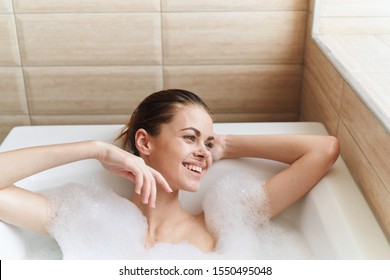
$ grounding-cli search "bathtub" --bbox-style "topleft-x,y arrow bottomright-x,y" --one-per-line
0,122 -> 389,259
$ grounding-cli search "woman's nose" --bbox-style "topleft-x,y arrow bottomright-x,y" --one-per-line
195,143 -> 211,158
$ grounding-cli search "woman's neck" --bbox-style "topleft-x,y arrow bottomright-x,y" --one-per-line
131,188 -> 215,252
131,189 -> 186,242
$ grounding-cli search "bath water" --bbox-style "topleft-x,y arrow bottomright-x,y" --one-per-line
25,173 -> 314,259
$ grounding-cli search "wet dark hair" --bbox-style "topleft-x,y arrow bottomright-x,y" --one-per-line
117,89 -> 212,156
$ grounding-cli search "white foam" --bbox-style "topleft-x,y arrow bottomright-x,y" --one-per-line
203,172 -> 314,259
44,181 -> 214,260
45,181 -> 147,259
36,173 -> 314,259
16,229 -> 62,259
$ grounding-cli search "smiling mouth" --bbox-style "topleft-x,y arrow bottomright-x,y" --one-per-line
183,163 -> 203,174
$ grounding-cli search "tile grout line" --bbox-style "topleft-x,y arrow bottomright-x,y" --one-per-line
10,1 -> 33,125
160,1 -> 165,89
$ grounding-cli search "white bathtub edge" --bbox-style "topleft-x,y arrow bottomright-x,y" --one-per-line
308,159 -> 390,259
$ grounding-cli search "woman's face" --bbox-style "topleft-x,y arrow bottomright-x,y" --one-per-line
145,105 -> 214,192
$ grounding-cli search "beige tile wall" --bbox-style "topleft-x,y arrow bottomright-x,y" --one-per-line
16,14 -> 162,66
0,1 -> 31,140
301,0 -> 390,240
12,0 -> 161,13
162,12 -> 306,65
162,0 -> 308,12
0,0 -> 307,143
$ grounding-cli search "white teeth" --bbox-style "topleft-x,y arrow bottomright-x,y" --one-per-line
184,164 -> 203,173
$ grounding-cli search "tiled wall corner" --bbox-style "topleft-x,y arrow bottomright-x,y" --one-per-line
338,119 -> 390,238
301,0 -> 390,240
340,83 -> 390,192
300,68 -> 339,135
304,37 -> 343,111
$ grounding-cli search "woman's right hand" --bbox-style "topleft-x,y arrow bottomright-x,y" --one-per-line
94,141 -> 172,208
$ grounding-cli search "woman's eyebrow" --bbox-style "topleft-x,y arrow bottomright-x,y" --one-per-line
180,127 -> 214,141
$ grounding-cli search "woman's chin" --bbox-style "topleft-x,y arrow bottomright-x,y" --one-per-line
180,183 -> 201,193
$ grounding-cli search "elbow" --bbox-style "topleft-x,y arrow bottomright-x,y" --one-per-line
323,136 -> 340,166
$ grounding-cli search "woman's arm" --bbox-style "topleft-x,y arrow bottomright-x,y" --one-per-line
0,141 -> 97,188
0,141 -> 97,234
0,141 -> 171,234
213,134 -> 340,218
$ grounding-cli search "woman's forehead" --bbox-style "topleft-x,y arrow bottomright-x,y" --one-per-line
169,105 -> 214,133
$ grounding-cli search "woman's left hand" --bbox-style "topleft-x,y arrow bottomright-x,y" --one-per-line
210,134 -> 226,162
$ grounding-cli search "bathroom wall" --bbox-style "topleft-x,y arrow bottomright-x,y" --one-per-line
0,0 -> 307,143
301,0 -> 390,239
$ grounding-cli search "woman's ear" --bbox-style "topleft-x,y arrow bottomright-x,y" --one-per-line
135,129 -> 151,156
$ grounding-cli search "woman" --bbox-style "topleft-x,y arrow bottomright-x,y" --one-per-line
0,89 -> 340,255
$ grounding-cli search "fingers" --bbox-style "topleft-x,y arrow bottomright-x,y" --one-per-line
148,181 -> 157,208
149,167 -> 172,194
99,145 -> 171,209
133,170 -> 143,195
131,159 -> 171,208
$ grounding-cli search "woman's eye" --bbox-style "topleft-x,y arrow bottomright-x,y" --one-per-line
205,142 -> 214,149
184,135 -> 196,142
